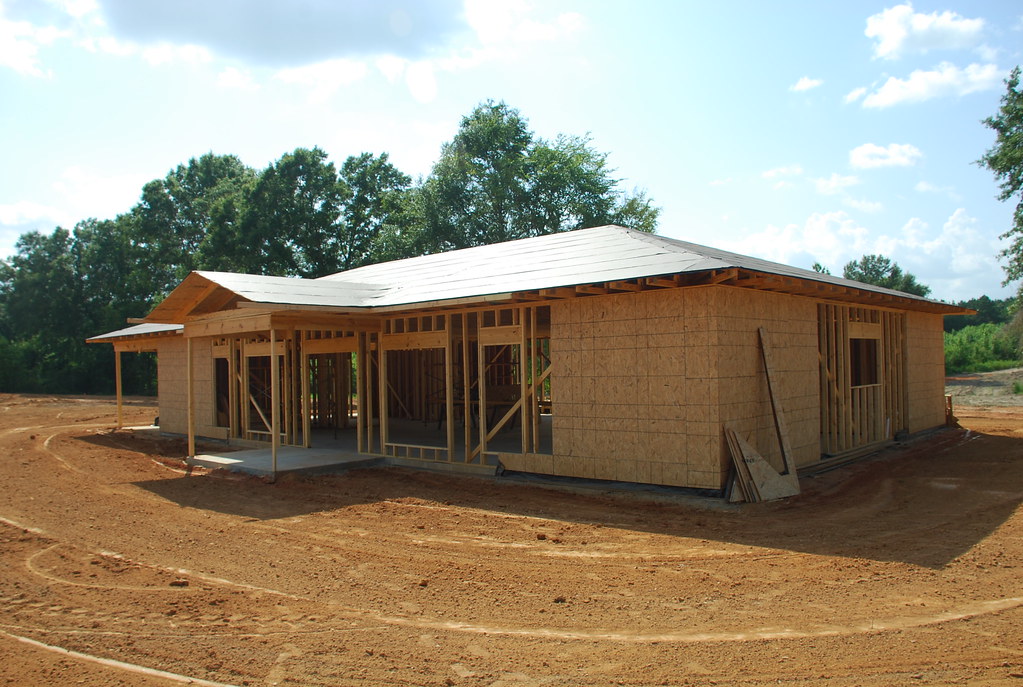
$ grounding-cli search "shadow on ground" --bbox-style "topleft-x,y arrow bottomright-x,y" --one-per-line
122,427 -> 1023,570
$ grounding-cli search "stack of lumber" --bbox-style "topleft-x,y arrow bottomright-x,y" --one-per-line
727,327 -> 801,503
726,427 -> 799,502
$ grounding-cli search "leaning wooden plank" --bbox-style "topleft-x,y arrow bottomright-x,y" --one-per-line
733,431 -> 800,501
757,327 -> 799,483
724,427 -> 756,502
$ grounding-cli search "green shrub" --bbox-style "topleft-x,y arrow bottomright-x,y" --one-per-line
944,323 -> 1021,374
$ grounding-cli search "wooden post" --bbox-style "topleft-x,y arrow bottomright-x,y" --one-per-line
228,339 -> 238,439
519,306 -> 529,455
187,338 -> 195,459
477,324 -> 487,462
445,315 -> 455,461
301,332 -> 311,448
114,347 -> 123,429
357,333 -> 365,453
462,313 -> 471,463
270,328 -> 280,476
378,324 -> 388,455
531,307 -> 539,454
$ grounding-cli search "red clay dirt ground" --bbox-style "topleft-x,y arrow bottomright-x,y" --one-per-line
0,393 -> 1021,686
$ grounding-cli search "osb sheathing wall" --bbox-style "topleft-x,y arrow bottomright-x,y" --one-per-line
905,311 -> 946,433
155,337 -> 226,440
549,285 -> 819,490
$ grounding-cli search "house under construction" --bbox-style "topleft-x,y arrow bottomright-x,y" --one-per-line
88,225 -> 966,492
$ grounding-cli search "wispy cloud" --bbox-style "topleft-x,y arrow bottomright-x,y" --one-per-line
762,165 -> 803,179
814,173 -> 860,195
790,76 -> 823,92
844,198 -> 883,213
0,8 -> 66,77
915,180 -> 961,201
849,143 -> 923,169
844,86 -> 868,104
865,3 -> 984,60
862,62 -> 1002,108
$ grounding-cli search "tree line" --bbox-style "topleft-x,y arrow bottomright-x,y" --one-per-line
0,102 -> 659,395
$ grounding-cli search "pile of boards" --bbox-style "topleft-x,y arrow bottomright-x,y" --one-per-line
726,327 -> 801,503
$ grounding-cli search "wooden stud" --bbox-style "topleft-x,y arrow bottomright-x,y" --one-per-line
520,305 -> 529,455
356,332 -> 366,453
477,319 -> 487,462
301,332 -> 311,447
378,325 -> 388,454
114,348 -> 123,429
462,313 -> 471,463
445,314 -> 455,461
187,338 -> 195,459
270,328 -> 280,476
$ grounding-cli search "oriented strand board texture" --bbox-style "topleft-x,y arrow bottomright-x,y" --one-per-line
905,311 -> 946,433
156,338 -> 224,440
711,288 -> 819,474
546,286 -> 820,491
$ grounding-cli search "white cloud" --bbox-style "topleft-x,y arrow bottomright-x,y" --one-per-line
844,86 -> 868,104
790,76 -> 822,92
465,0 -> 583,47
141,42 -> 211,66
375,55 -> 406,83
862,62 -> 1002,108
762,165 -> 803,179
709,178 -> 733,186
725,211 -> 871,268
915,180 -> 960,200
217,66 -> 259,91
727,208 -> 1004,300
849,142 -> 923,169
97,0 -> 467,66
844,198 -> 884,213
50,165 -> 150,222
0,200 -> 72,228
865,3 -> 984,60
405,60 -> 437,103
814,173 -> 860,195
0,9 -> 66,77
275,59 -> 369,103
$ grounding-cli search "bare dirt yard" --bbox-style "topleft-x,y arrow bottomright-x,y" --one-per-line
0,391 -> 1021,686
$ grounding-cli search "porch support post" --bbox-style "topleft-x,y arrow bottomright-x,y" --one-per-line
477,322 -> 487,462
301,332 -> 311,448
356,332 -> 365,453
378,323 -> 388,455
445,315 -> 455,461
187,337 -> 195,459
114,347 -> 124,429
519,306 -> 529,455
270,328 -> 280,477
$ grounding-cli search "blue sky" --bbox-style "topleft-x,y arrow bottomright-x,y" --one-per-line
1,0 -> 1020,302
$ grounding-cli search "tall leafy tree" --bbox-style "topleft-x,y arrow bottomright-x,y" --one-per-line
130,153 -> 255,295
978,66 -> 1023,287
842,254 -> 931,297
337,152 -> 412,271
237,147 -> 346,277
420,101 -> 659,252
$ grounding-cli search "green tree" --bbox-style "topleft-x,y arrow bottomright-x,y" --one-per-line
944,295 -> 1014,332
237,147 -> 346,277
337,152 -> 412,271
419,101 -> 659,252
978,66 -> 1023,286
842,254 -> 931,297
130,153 -> 255,295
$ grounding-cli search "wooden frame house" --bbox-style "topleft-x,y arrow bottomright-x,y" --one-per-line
88,225 -> 967,492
